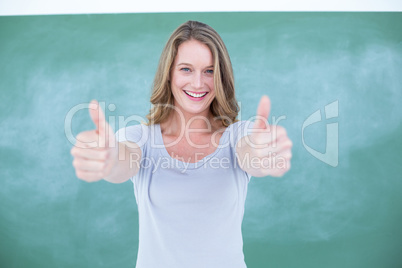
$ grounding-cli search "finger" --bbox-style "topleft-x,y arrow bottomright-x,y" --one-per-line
253,145 -> 286,158
262,126 -> 289,148
75,130 -> 100,148
72,157 -> 106,172
253,95 -> 271,131
270,125 -> 287,139
244,127 -> 275,149
248,125 -> 286,149
276,149 -> 292,161
270,136 -> 293,150
75,170 -> 104,182
71,146 -> 108,160
89,100 -> 115,148
89,100 -> 106,133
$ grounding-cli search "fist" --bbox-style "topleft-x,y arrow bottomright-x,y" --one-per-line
249,96 -> 293,177
70,100 -> 117,182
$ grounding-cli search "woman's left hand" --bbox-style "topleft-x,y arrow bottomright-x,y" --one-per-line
239,96 -> 293,177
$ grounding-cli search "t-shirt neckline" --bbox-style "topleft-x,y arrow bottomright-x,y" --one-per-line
155,123 -> 231,170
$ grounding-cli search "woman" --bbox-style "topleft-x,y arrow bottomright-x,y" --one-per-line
71,20 -> 292,268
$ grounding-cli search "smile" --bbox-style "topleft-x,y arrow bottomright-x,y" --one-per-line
184,90 -> 208,98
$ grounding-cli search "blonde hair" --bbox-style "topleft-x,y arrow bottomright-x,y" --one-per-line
146,20 -> 239,127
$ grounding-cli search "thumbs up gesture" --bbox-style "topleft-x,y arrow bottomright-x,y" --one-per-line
70,100 -> 118,182
241,96 -> 293,177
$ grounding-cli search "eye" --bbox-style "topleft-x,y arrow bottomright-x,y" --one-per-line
206,69 -> 214,74
180,67 -> 191,72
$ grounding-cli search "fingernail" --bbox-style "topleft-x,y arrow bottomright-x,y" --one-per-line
89,102 -> 98,109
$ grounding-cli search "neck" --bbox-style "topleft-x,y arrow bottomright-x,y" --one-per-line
161,106 -> 217,136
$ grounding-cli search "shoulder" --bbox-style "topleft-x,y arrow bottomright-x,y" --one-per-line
227,120 -> 254,132
115,123 -> 151,145
227,120 -> 254,146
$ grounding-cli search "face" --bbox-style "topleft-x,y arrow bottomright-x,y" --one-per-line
170,39 -> 215,117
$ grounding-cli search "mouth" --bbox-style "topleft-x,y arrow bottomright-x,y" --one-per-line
183,90 -> 209,100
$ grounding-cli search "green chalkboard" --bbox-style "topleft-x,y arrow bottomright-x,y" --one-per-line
1,12 -> 401,268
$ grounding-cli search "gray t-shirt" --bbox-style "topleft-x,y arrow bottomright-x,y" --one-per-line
116,120 -> 254,268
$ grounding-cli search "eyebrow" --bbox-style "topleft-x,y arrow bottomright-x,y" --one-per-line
177,63 -> 214,68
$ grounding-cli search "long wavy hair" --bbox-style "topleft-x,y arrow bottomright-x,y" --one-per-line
145,20 -> 240,127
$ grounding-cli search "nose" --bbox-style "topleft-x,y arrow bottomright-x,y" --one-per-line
191,72 -> 203,89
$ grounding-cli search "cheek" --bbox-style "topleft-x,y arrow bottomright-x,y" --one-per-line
206,77 -> 215,91
209,81 -> 215,96
172,75 -> 188,90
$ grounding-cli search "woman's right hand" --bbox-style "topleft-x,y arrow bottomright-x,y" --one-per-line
70,100 -> 118,182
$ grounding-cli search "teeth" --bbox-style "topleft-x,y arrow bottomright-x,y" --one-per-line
185,91 -> 207,98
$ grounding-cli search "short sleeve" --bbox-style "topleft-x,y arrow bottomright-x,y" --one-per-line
230,120 -> 254,147
230,120 -> 254,181
115,123 -> 149,155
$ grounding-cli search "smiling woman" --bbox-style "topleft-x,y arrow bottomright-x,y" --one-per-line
170,39 -> 216,114
147,20 -> 239,128
70,20 -> 292,268
0,11 -> 401,268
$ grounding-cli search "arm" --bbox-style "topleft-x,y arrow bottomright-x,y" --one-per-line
235,96 -> 292,178
103,141 -> 142,183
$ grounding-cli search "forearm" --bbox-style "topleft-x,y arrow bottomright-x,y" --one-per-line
103,141 -> 142,183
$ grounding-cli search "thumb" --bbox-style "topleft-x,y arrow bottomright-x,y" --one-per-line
253,95 -> 271,130
89,100 -> 111,147
89,100 -> 106,133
